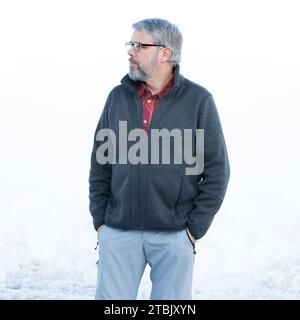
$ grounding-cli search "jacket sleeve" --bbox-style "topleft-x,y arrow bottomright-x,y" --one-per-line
186,94 -> 230,240
89,94 -> 112,231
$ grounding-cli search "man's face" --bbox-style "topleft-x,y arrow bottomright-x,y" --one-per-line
127,30 -> 161,81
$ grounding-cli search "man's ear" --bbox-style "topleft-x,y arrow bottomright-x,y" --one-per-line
160,47 -> 172,63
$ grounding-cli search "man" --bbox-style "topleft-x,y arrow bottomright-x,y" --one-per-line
89,18 -> 230,300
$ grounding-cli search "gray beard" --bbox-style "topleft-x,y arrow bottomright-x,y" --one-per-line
128,66 -> 148,81
128,57 -> 157,81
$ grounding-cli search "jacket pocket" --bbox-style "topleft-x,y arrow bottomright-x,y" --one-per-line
172,179 -> 184,226
104,197 -> 116,223
145,166 -> 182,229
173,175 -> 199,227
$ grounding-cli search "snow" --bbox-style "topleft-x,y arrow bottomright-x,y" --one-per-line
1,0 -> 300,300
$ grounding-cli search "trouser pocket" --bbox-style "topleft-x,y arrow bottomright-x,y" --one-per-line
95,225 -> 106,265
185,229 -> 196,254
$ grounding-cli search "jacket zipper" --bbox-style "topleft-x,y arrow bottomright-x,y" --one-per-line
137,164 -> 141,227
136,97 -> 143,228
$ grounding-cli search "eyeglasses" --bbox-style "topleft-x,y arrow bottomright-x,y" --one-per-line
125,41 -> 166,52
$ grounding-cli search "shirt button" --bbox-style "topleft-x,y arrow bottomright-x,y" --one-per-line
147,99 -> 151,103
143,120 -> 147,123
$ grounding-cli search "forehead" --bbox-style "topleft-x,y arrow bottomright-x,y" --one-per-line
131,29 -> 154,43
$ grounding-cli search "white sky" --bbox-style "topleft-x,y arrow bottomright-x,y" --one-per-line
0,0 -> 300,71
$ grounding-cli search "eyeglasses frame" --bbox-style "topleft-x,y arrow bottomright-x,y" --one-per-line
125,41 -> 167,52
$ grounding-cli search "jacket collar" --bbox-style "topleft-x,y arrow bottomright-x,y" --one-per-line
120,65 -> 184,94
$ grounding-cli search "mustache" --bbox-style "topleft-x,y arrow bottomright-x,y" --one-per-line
129,58 -> 138,64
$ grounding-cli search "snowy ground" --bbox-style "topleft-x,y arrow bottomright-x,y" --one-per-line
1,240 -> 300,300
1,202 -> 300,300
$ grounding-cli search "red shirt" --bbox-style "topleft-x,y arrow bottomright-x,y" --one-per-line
136,76 -> 174,131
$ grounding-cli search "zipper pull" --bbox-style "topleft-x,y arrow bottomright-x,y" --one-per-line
193,246 -> 197,255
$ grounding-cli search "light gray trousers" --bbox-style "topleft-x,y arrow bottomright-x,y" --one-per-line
95,224 -> 196,300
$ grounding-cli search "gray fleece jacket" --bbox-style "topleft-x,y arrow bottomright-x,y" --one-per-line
89,65 -> 230,240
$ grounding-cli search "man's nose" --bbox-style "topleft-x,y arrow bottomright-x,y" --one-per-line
127,47 -> 136,57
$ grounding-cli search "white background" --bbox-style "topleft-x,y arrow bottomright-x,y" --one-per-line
1,0 -> 300,299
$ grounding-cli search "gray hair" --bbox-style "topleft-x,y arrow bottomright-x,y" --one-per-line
132,18 -> 183,66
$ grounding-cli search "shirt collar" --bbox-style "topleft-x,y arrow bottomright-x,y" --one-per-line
136,74 -> 174,98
